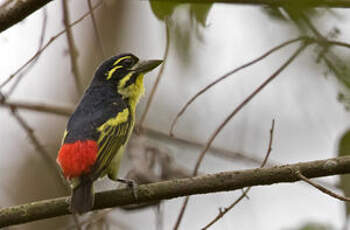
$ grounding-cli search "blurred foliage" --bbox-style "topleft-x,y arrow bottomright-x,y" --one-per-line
338,130 -> 350,226
149,1 -> 179,21
149,1 -> 212,25
263,6 -> 350,110
284,221 -> 333,230
149,1 -> 212,67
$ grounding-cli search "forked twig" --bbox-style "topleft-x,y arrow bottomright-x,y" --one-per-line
169,37 -> 304,136
169,36 -> 350,136
202,119 -> 275,229
173,43 -> 308,230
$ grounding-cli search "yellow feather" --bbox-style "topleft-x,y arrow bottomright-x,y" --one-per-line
113,56 -> 131,66
106,65 -> 123,80
97,108 -> 129,132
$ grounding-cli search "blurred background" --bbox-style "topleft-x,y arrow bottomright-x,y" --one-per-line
1,0 -> 350,229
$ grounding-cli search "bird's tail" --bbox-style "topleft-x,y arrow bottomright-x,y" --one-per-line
70,179 -> 94,214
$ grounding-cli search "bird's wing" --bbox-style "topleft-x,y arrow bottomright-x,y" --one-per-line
89,107 -> 132,180
61,97 -> 130,180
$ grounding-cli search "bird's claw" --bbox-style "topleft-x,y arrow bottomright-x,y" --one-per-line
117,178 -> 138,199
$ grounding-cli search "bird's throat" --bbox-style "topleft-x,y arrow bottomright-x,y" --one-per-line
119,74 -> 145,113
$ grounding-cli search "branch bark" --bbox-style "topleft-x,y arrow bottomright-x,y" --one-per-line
1,156 -> 350,227
0,0 -> 53,33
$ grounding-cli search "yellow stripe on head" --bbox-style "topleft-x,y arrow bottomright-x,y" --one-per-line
107,65 -> 123,80
113,56 -> 131,66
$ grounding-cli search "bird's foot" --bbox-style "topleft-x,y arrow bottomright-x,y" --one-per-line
117,178 -> 138,199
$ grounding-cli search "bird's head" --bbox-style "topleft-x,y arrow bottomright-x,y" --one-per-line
94,53 -> 162,105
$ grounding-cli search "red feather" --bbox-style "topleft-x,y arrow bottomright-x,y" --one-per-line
57,140 -> 98,179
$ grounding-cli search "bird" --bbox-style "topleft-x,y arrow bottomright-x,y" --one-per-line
56,53 -> 162,214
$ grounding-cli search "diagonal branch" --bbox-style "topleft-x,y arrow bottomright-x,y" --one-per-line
1,156 -> 350,227
297,171 -> 350,202
169,37 -> 304,136
0,1 -> 103,90
173,40 -> 309,230
87,0 -> 105,58
6,7 -> 48,97
202,119 -> 275,229
61,0 -> 83,94
9,108 -> 67,191
0,0 -> 53,33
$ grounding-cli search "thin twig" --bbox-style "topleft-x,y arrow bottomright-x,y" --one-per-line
138,19 -> 170,131
0,100 -> 73,116
0,99 -> 275,166
87,0 -> 105,58
169,37 -> 304,136
62,0 -> 83,94
173,42 -> 308,230
202,119 -> 275,229
0,100 -> 340,194
261,119 -> 275,167
0,1 -> 103,90
10,108 -> 67,191
169,36 -> 350,136
298,13 -> 350,87
6,7 -> 48,97
297,171 -> 350,202
2,156 -> 350,227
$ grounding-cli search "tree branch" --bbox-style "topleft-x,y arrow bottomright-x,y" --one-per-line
146,0 -> 350,8
0,100 -> 73,116
0,0 -> 53,33
1,156 -> 350,227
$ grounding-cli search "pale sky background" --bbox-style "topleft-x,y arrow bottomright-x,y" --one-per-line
0,0 -> 350,229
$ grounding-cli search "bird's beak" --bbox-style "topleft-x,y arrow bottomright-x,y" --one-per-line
132,59 -> 163,74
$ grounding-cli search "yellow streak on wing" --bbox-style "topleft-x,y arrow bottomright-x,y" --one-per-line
61,129 -> 68,145
97,108 -> 129,132
113,56 -> 131,66
106,65 -> 123,80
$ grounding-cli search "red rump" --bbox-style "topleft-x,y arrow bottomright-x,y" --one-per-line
57,140 -> 98,179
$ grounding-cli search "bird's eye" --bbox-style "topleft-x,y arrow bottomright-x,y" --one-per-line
123,58 -> 133,67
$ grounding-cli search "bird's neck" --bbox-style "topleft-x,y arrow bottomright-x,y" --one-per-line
119,75 -> 145,114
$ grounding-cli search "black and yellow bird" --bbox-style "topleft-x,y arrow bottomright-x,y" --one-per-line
56,53 -> 162,214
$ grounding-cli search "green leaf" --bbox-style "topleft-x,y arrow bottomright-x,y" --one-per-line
149,1 -> 179,21
338,130 -> 350,218
190,3 -> 212,26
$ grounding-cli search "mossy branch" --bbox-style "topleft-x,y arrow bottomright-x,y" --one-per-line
1,156 -> 350,227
